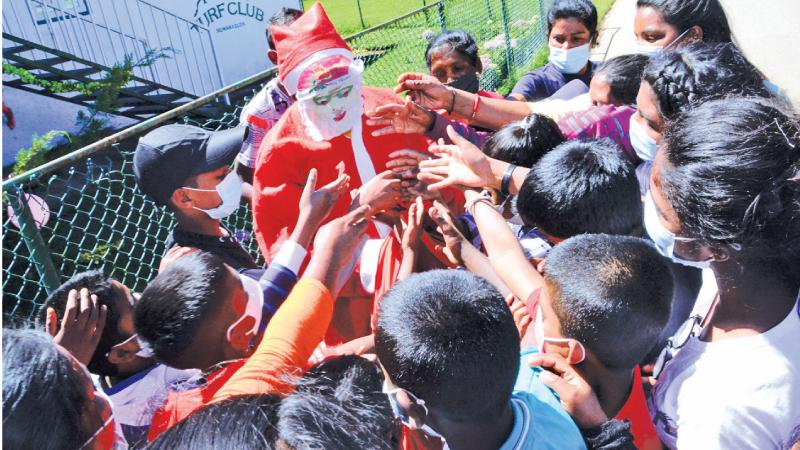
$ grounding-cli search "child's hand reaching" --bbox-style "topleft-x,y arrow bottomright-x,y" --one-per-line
401,196 -> 425,251
428,200 -> 467,266
293,168 -> 351,249
350,170 -> 405,214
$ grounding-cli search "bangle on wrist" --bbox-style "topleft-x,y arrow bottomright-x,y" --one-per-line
500,164 -> 518,197
446,88 -> 456,114
470,94 -> 481,121
464,189 -> 493,216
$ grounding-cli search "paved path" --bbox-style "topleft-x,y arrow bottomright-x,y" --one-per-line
591,0 -> 800,108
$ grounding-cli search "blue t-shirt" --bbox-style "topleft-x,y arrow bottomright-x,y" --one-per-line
499,391 -> 587,450
510,61 -> 596,101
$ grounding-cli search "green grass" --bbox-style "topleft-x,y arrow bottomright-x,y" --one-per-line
303,0 -> 431,35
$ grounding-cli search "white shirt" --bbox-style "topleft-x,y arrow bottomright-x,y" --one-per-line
238,77 -> 294,168
104,364 -> 197,446
651,291 -> 800,449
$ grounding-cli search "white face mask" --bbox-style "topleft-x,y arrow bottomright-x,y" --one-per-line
636,43 -> 663,56
549,43 -> 591,74
297,60 -> 365,142
185,170 -> 243,219
643,190 -> 712,269
629,114 -> 659,161
532,304 -> 586,364
226,274 -> 265,347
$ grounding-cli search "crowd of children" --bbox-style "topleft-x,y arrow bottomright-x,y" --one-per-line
3,0 -> 799,449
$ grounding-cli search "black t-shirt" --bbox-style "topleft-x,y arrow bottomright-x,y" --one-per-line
164,225 -> 259,271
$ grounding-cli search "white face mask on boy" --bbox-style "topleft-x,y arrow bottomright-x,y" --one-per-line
184,170 -> 243,219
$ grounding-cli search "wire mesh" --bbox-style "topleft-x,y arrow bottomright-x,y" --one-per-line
2,0 -> 553,325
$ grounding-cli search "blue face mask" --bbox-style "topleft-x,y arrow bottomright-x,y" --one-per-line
549,43 -> 591,74
629,114 -> 659,161
643,191 -> 712,269
635,44 -> 663,56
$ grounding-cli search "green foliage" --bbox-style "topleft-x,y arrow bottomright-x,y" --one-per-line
78,239 -> 123,265
10,131 -> 71,178
8,48 -> 172,178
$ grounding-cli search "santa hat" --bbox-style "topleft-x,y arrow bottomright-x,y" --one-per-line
272,2 -> 354,95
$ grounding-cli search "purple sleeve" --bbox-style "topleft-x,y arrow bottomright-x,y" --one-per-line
424,113 -> 491,148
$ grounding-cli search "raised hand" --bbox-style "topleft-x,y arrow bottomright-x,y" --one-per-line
402,196 -> 425,251
528,353 -> 609,429
46,288 -> 108,366
419,125 -> 497,191
304,206 -> 372,297
428,200 -> 467,266
299,168 -> 350,225
395,73 -> 454,111
350,170 -> 406,214
293,168 -> 351,248
366,101 -> 436,137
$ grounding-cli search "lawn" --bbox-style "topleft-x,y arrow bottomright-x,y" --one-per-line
302,0 -> 431,36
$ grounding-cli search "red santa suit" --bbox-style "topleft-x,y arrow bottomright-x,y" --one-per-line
252,4 -> 431,344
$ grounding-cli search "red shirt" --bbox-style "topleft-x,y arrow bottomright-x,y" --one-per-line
617,367 -> 662,450
252,86 -> 431,262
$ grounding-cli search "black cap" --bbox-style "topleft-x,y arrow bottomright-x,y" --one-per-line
133,124 -> 245,206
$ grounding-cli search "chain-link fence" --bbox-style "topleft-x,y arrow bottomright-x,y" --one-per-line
2,0 -> 554,325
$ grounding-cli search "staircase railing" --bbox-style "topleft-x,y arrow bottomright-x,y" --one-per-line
2,0 -> 226,96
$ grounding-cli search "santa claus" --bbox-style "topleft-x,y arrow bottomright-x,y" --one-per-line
251,2 -> 431,342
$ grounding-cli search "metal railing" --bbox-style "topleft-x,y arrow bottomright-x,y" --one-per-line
2,0 -> 225,96
2,0 -> 553,325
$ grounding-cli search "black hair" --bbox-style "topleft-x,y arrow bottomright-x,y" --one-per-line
39,270 -> 126,377
517,139 -> 642,238
147,394 -> 280,450
266,7 -> 303,50
134,251 -> 230,367
594,54 -> 650,105
278,355 -> 397,450
483,113 -> 566,168
642,42 -> 768,122
637,0 -> 732,43
544,234 -> 673,369
425,29 -> 480,69
3,329 -> 91,450
658,96 -> 800,278
547,0 -> 598,36
375,270 -> 519,423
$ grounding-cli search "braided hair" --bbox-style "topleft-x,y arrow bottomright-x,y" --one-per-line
642,42 -> 768,122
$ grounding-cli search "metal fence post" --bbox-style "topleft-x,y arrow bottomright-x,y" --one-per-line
499,0 -> 513,75
538,0 -> 547,35
356,0 -> 367,29
437,0 -> 446,31
7,188 -> 62,294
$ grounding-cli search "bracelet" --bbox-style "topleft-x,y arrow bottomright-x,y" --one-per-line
470,94 -> 481,121
446,88 -> 456,115
464,189 -> 493,216
500,164 -> 518,197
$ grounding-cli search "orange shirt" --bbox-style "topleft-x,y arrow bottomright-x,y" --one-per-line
147,279 -> 333,441
617,367 -> 662,450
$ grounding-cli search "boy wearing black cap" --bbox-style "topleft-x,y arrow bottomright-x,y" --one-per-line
134,124 -> 261,270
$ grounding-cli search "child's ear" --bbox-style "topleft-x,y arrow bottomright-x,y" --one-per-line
170,188 -> 194,210
565,339 -> 586,365
227,316 -> 256,353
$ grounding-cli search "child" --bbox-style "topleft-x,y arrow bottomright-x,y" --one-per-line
514,139 -> 642,259
40,271 -> 193,447
649,96 -> 800,449
514,234 -> 673,450
237,7 -> 303,184
375,270 -> 586,450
